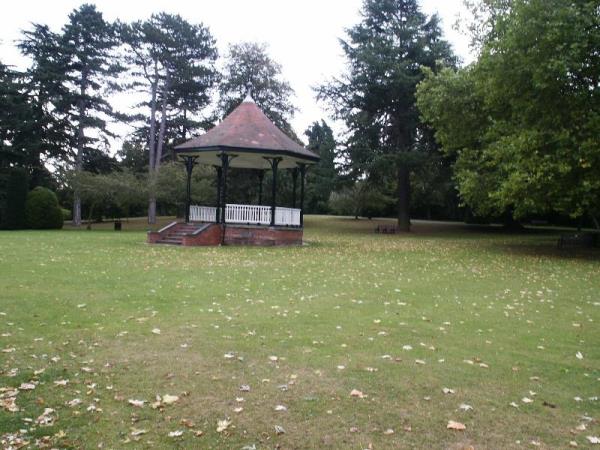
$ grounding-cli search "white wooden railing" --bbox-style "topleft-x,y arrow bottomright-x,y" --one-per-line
225,204 -> 272,225
275,207 -> 301,227
190,204 -> 301,227
189,205 -> 217,222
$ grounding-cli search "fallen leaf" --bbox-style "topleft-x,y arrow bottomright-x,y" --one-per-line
350,389 -> 366,399
130,428 -> 147,437
168,430 -> 184,437
217,419 -> 231,433
447,420 -> 466,431
162,394 -> 179,405
128,399 -> 145,408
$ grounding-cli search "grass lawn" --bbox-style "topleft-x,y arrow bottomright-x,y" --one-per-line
1,216 -> 599,449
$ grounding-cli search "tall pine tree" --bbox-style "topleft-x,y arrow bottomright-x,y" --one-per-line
122,14 -> 218,224
17,24 -> 73,186
61,4 -> 121,226
218,42 -> 297,140
304,120 -> 339,213
319,0 -> 455,230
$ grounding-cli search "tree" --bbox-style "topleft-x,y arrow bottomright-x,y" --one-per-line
25,186 -> 64,229
1,168 -> 29,229
72,169 -> 147,224
304,120 -> 339,213
116,139 -> 148,174
122,14 -> 218,224
329,181 -> 393,219
417,0 -> 600,222
60,4 -> 122,226
218,42 -> 297,139
0,63 -> 28,168
318,0 -> 456,231
17,24 -> 73,186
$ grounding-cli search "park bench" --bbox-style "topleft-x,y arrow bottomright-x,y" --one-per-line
557,232 -> 599,249
375,224 -> 398,234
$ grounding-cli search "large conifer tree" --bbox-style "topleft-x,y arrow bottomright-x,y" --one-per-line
61,4 -> 121,226
319,0 -> 455,230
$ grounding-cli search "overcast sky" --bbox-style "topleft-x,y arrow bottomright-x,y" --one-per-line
0,0 -> 473,149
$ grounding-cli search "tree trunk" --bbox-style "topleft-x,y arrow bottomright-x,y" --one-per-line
148,197 -> 157,225
147,62 -> 159,225
155,71 -> 170,172
397,165 -> 411,231
72,73 -> 87,227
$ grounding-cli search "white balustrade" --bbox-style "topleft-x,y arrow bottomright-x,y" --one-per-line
189,204 -> 301,227
274,207 -> 301,226
225,204 -> 272,225
189,205 -> 217,222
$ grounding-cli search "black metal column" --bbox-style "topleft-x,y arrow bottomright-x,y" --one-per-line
292,168 -> 298,208
268,158 -> 281,226
258,170 -> 264,205
299,164 -> 306,227
220,153 -> 230,223
215,166 -> 222,222
184,156 -> 197,223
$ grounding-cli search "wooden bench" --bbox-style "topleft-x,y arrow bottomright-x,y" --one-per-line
557,232 -> 598,249
375,224 -> 398,234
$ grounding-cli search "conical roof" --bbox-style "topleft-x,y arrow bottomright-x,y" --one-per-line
175,95 -> 319,169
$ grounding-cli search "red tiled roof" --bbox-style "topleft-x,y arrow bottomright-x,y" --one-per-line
175,99 -> 319,162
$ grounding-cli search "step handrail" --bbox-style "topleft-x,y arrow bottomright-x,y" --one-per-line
189,223 -> 213,236
157,221 -> 178,234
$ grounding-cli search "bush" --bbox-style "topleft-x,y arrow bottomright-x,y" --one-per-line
25,187 -> 64,229
2,168 -> 29,229
61,208 -> 71,221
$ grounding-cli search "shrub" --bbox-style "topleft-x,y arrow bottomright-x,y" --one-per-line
2,168 -> 29,229
61,208 -> 71,221
25,187 -> 64,229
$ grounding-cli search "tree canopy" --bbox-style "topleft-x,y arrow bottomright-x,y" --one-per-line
417,0 -> 600,221
318,0 -> 456,230
218,42 -> 297,139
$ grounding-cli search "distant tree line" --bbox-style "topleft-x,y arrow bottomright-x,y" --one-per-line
0,4 -> 340,228
1,0 -> 597,230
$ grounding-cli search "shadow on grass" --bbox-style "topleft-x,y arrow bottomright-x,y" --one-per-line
315,216 -> 600,261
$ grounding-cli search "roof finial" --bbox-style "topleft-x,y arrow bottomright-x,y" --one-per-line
243,81 -> 255,103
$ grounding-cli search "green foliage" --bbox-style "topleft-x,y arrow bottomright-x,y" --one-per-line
154,162 -> 214,208
218,42 -> 297,139
418,0 -> 600,220
318,0 -> 456,229
116,140 -> 148,174
121,13 -> 219,149
329,182 -> 393,219
25,187 -> 63,229
61,208 -> 71,221
72,169 -> 147,221
2,168 -> 29,229
304,120 -> 339,213
15,25 -> 73,185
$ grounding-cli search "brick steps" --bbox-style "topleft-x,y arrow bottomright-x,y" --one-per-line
155,222 -> 212,246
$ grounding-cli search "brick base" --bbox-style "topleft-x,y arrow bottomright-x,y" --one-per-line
181,224 -> 223,246
148,223 -> 303,246
147,231 -> 161,244
224,225 -> 303,246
